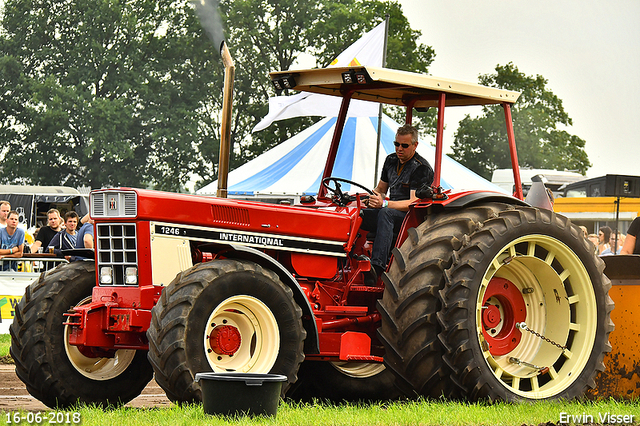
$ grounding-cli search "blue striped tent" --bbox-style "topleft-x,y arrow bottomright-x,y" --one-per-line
197,114 -> 507,196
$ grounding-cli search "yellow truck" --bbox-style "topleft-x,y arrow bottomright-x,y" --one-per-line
554,175 -> 640,398
554,197 -> 640,235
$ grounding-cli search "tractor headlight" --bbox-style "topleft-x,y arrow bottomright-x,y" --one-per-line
125,267 -> 138,285
100,267 -> 113,284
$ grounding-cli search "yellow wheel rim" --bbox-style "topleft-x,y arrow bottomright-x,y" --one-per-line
204,295 -> 280,373
475,234 -> 597,399
64,297 -> 136,380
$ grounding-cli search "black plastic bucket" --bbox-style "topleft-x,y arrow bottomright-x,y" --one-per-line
195,372 -> 287,417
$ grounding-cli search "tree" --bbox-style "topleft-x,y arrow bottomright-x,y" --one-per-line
0,0 -> 435,190
216,0 -> 436,182
450,63 -> 591,180
0,0 -> 224,191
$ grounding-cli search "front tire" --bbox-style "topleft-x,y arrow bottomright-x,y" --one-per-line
147,260 -> 306,403
9,262 -> 153,408
438,206 -> 614,401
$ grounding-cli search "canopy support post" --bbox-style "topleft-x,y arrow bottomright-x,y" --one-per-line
319,91 -> 353,198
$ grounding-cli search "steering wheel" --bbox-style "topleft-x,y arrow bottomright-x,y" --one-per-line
322,177 -> 374,207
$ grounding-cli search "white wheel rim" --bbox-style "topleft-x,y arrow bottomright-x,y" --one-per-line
64,297 -> 136,380
204,295 -> 280,373
476,234 -> 597,399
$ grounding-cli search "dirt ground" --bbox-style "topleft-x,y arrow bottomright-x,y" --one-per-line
0,364 -> 172,412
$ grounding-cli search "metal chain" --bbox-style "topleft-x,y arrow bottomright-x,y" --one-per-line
508,357 -> 542,371
516,322 -> 567,351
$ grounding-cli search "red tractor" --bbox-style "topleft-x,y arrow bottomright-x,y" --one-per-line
11,59 -> 613,407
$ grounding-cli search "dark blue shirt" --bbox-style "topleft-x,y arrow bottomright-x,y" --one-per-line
75,222 -> 94,249
380,152 -> 434,201
48,230 -> 76,250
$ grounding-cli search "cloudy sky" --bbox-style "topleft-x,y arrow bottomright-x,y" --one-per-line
399,0 -> 639,178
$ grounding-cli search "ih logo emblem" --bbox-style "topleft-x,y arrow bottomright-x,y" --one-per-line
109,197 -> 117,210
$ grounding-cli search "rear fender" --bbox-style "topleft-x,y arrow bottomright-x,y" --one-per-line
397,191 -> 528,248
438,191 -> 528,209
208,243 -> 320,354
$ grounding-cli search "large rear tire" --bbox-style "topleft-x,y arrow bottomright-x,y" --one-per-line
377,203 -> 507,399
9,262 -> 153,408
438,206 -> 614,401
147,260 -> 306,404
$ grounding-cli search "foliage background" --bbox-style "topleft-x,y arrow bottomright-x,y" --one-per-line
451,63 -> 590,180
0,0 -> 434,191
0,0 -> 588,190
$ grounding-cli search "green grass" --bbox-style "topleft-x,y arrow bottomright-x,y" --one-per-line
1,333 -> 638,425
2,399 -> 640,426
0,334 -> 10,358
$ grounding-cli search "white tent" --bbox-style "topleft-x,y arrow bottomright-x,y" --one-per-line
197,114 -> 508,196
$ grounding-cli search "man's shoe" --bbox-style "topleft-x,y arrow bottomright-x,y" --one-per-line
364,265 -> 384,286
364,268 -> 377,286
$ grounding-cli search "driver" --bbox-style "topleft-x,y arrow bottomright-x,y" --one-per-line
361,124 -> 434,284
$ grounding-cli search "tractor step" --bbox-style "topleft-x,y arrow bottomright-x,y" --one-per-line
324,305 -> 368,315
345,355 -> 384,363
350,285 -> 384,293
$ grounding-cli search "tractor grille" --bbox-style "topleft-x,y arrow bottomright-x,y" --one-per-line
96,223 -> 137,286
91,191 -> 137,218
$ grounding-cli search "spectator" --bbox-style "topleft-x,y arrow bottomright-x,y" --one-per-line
614,231 -> 625,254
76,214 -> 94,249
70,214 -> 94,261
621,216 -> 640,255
0,201 -> 28,233
48,211 -> 79,256
30,209 -> 63,253
579,226 -> 588,239
601,232 -> 624,256
0,201 -> 11,228
597,226 -> 612,255
0,211 -> 25,271
587,233 -> 599,253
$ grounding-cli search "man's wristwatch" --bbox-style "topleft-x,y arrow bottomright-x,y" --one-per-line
382,199 -> 388,208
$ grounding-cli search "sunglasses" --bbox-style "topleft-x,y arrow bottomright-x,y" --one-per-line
394,142 -> 411,148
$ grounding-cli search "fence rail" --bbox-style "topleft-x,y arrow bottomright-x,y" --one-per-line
0,256 -> 69,273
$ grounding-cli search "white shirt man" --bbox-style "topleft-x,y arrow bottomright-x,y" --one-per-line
0,201 -> 11,228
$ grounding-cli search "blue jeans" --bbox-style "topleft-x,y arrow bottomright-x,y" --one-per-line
361,207 -> 407,270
